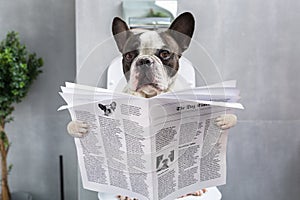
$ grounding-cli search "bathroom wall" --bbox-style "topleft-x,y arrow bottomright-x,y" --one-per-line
183,1 -> 300,200
0,0 -> 298,200
77,0 -> 300,200
0,0 -> 78,199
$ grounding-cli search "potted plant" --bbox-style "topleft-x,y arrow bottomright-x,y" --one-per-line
0,31 -> 43,200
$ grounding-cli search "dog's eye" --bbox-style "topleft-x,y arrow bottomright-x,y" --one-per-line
159,50 -> 171,60
124,52 -> 135,62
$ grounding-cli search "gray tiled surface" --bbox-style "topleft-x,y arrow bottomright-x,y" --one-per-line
0,0 -> 78,199
219,121 -> 300,200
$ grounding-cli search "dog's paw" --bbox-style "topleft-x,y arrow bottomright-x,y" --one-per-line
178,189 -> 207,198
215,114 -> 237,130
67,121 -> 89,138
116,195 -> 138,200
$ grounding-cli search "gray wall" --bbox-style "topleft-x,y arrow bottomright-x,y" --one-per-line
0,0 -> 299,200
181,1 -> 300,200
0,0 -> 78,200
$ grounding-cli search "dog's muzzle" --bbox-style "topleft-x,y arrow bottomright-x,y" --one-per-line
134,57 -> 163,97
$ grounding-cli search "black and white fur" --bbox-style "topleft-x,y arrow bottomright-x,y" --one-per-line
113,13 -> 195,98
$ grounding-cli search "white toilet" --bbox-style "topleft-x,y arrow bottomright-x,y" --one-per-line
97,56 -> 222,200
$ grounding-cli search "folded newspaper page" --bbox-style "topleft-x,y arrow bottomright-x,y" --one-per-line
58,81 -> 243,200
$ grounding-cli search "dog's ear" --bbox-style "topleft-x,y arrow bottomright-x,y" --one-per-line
168,12 -> 195,52
112,17 -> 131,52
98,104 -> 106,112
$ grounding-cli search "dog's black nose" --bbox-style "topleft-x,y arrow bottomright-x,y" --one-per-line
136,58 -> 153,68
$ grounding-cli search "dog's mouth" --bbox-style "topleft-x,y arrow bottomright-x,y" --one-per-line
136,83 -> 163,98
134,72 -> 165,97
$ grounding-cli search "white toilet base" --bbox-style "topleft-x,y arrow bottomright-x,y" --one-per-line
97,187 -> 221,200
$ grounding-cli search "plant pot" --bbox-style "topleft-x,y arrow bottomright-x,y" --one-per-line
11,192 -> 32,200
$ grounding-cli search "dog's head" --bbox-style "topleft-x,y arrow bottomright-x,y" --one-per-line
112,12 -> 195,97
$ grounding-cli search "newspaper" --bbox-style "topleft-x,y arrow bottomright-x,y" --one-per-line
58,81 -> 243,200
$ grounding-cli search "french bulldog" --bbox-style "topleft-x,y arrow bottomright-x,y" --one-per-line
98,101 -> 117,116
67,12 -> 237,199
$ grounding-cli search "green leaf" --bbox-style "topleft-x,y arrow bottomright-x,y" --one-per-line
4,117 -> 14,123
8,164 -> 13,175
0,31 -> 43,120
0,131 -> 6,141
